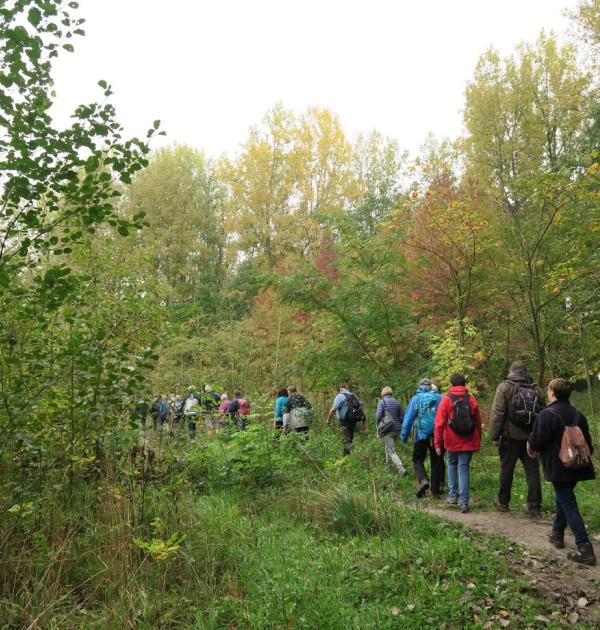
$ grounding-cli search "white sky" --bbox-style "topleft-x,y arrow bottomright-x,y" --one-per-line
51,0 -> 579,160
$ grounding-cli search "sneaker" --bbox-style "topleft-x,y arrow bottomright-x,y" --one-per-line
567,543 -> 597,566
548,529 -> 565,549
460,504 -> 469,514
493,496 -> 509,513
416,480 -> 430,498
447,496 -> 458,506
398,466 -> 408,477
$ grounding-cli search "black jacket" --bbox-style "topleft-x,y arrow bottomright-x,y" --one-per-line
528,400 -> 595,483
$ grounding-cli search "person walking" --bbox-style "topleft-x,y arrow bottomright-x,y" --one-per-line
489,361 -> 544,517
183,389 -> 201,440
401,378 -> 444,497
375,386 -> 407,476
434,373 -> 482,513
326,384 -> 367,455
283,386 -> 312,434
274,387 -> 289,429
527,378 -> 596,566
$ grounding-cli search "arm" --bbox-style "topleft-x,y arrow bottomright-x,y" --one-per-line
327,393 -> 345,423
471,396 -> 483,445
375,399 -> 384,424
401,395 -> 417,443
433,397 -> 448,453
579,413 -> 594,455
527,411 -> 553,452
488,384 -> 507,443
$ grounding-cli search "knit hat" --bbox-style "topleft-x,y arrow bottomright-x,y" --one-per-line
418,378 -> 432,387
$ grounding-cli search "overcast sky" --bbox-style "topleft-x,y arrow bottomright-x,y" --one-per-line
51,0 -> 579,160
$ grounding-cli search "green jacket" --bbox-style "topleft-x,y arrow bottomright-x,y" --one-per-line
488,373 -> 545,441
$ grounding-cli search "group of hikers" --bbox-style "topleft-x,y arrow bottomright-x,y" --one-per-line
136,361 -> 596,567
329,362 -> 595,567
137,386 -> 252,439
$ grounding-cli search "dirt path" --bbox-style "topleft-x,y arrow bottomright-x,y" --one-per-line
423,504 -> 600,626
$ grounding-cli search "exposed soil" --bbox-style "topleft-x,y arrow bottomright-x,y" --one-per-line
423,504 -> 600,626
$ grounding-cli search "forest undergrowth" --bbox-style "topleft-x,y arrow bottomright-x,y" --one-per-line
2,391 -> 599,629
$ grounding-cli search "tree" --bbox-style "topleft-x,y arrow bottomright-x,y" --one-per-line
123,145 -> 226,324
0,0 -> 159,504
464,34 -> 592,381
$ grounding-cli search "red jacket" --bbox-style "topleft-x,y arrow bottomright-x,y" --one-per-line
433,386 -> 482,452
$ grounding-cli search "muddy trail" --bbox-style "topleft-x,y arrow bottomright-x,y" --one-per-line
423,503 -> 600,626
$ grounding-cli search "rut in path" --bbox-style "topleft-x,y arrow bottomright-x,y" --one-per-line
423,504 -> 600,625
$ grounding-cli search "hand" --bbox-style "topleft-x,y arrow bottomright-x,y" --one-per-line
435,448 -> 442,456
526,443 -> 537,459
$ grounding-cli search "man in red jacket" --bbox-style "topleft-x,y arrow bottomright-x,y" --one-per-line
434,373 -> 482,513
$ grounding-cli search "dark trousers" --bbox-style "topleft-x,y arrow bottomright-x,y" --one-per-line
553,482 -> 589,547
339,420 -> 358,455
413,438 -> 445,494
498,438 -> 542,509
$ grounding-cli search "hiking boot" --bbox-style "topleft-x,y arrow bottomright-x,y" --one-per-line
527,507 -> 542,519
548,529 -> 565,549
567,543 -> 596,566
416,480 -> 430,498
447,496 -> 458,506
460,504 -> 469,514
493,496 -> 509,513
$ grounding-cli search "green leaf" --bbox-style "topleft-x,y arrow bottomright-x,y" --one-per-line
28,7 -> 42,27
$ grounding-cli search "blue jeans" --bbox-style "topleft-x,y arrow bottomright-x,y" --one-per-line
447,451 -> 473,507
553,482 -> 589,547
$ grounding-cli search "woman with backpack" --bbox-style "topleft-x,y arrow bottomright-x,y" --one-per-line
274,387 -> 289,429
401,378 -> 444,498
375,386 -> 407,476
527,378 -> 596,566
434,373 -> 482,513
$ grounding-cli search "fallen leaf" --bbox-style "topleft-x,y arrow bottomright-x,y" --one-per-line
406,604 -> 415,612
499,619 -> 510,628
467,582 -> 476,590
499,610 -> 510,617
390,607 -> 400,616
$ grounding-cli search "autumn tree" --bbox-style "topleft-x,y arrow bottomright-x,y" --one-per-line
464,34 -> 593,381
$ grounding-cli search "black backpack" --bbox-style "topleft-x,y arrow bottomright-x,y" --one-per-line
508,381 -> 542,428
448,393 -> 475,435
343,393 -> 365,423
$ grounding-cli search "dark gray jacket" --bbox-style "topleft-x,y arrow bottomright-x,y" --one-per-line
375,395 -> 404,434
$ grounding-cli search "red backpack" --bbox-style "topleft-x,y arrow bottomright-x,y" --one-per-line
238,398 -> 251,416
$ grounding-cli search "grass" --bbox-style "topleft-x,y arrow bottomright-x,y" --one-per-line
2,400 -> 600,629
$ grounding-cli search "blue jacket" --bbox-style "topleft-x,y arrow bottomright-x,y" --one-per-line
401,386 -> 442,443
375,396 -> 404,433
275,396 -> 288,419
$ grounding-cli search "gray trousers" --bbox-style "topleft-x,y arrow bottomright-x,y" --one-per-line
381,431 -> 405,472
